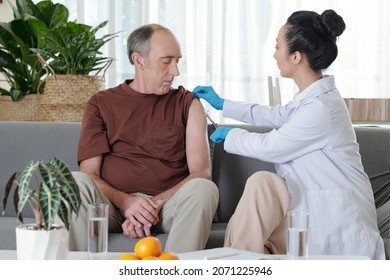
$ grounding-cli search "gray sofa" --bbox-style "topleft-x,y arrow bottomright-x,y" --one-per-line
1,121 -> 389,259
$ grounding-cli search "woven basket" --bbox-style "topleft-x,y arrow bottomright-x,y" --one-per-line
39,75 -> 105,122
0,94 -> 40,121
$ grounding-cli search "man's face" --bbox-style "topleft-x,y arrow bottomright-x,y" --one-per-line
140,30 -> 182,95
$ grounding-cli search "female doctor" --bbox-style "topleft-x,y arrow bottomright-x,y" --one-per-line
193,9 -> 385,259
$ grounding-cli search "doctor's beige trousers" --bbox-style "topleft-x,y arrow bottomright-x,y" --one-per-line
224,171 -> 291,254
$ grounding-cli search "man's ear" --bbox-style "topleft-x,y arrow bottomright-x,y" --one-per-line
132,52 -> 145,70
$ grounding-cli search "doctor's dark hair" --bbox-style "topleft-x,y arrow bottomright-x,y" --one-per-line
127,24 -> 170,65
285,9 -> 346,71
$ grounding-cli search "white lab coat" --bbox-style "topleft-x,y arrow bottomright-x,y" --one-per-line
223,76 -> 385,259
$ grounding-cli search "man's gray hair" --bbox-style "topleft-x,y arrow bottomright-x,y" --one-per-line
127,24 -> 171,65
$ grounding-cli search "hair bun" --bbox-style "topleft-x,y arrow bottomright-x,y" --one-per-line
320,9 -> 346,39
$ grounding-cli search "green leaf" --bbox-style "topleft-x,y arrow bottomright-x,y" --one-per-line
13,185 -> 22,223
0,22 -> 18,51
16,187 -> 34,223
90,21 -> 108,35
0,87 -> 10,96
1,172 -> 18,215
17,161 -> 39,219
16,0 -> 43,19
10,18 -> 36,50
36,1 -> 68,29
27,17 -> 49,49
18,160 -> 38,191
50,158 -> 80,215
9,88 -> 24,102
0,49 -> 18,70
39,161 -> 57,188
39,181 -> 60,230
57,201 -> 70,230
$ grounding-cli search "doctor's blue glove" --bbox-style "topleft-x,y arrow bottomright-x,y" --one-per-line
192,86 -> 225,110
210,127 -> 232,143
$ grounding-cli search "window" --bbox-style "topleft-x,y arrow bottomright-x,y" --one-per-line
54,0 -> 390,122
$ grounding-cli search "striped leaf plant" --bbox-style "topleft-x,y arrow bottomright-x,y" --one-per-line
2,157 -> 81,231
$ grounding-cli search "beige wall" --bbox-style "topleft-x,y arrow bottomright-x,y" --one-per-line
0,0 -> 15,22
0,0 -> 15,91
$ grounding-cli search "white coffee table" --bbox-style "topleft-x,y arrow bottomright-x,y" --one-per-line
177,247 -> 370,260
0,250 -> 122,260
0,247 -> 369,260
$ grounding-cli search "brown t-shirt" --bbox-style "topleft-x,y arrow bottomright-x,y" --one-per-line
78,80 -> 194,195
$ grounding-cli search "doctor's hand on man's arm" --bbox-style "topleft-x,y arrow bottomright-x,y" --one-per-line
192,86 -> 225,110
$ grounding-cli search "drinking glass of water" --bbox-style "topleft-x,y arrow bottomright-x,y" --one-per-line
88,203 -> 109,260
286,211 -> 309,259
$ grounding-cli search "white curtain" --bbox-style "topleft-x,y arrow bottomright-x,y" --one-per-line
55,0 -> 390,123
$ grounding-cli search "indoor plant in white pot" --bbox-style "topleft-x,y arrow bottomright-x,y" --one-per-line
2,157 -> 81,260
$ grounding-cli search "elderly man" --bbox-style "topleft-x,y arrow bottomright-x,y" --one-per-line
70,24 -> 219,253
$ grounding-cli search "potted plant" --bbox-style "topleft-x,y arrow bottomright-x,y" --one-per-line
0,0 -> 69,121
2,157 -> 81,260
0,0 -> 69,101
0,0 -> 118,122
33,18 -> 118,122
34,20 -> 116,76
33,5 -> 118,122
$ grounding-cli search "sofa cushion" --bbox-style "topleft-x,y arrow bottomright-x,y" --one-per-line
355,126 -> 390,207
0,122 -> 80,218
211,125 -> 275,223
377,199 -> 390,259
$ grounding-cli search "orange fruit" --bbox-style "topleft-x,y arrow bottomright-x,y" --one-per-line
142,255 -> 159,260
159,251 -> 179,260
134,236 -> 162,259
118,253 -> 139,260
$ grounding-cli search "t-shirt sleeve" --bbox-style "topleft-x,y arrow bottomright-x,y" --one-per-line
180,87 -> 195,123
77,95 -> 110,164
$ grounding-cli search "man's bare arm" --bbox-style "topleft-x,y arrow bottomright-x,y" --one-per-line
151,98 -> 212,206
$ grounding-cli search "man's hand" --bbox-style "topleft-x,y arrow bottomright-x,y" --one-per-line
122,219 -> 154,238
79,156 -> 164,238
192,86 -> 225,110
122,196 -> 160,238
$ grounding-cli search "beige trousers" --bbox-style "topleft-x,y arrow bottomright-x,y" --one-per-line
68,172 -> 219,253
224,171 -> 291,254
